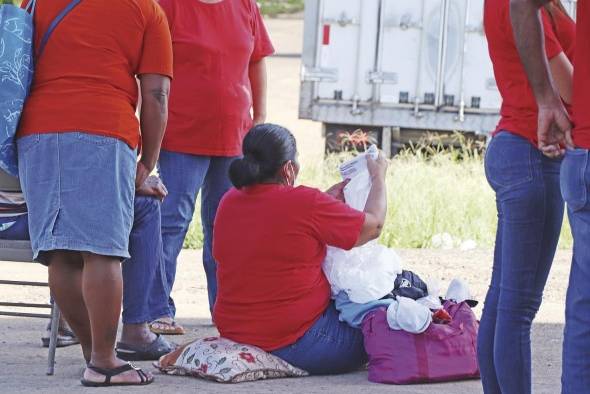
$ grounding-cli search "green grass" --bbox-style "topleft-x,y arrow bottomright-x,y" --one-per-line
184,139 -> 574,250
258,0 -> 304,16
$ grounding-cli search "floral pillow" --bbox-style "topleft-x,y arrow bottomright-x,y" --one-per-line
155,337 -> 309,383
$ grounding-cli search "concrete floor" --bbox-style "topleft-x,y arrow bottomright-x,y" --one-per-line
2,248 -> 569,393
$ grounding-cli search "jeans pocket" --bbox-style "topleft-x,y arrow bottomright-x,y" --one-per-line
561,150 -> 589,212
485,133 -> 534,190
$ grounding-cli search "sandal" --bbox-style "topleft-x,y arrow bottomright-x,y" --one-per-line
81,362 -> 153,387
41,328 -> 79,348
149,319 -> 186,335
116,334 -> 175,361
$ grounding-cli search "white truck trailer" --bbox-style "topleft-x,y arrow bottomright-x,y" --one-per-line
298,0 -> 577,154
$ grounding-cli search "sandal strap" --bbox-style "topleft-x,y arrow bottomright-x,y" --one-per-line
136,368 -> 148,383
59,328 -> 76,338
150,319 -> 171,326
87,363 -> 135,384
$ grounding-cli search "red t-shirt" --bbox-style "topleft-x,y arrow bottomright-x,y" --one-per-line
158,0 -> 275,156
573,1 -> 590,148
212,184 -> 365,351
484,1 -> 575,145
18,0 -> 173,148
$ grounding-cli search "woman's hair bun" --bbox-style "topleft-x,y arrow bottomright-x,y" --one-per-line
229,156 -> 262,189
229,123 -> 297,189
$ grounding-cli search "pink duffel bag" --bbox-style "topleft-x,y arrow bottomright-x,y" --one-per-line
361,301 -> 480,384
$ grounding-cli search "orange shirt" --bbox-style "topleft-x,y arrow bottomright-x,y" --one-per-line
18,0 -> 173,148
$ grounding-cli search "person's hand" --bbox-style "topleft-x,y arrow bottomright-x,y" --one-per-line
537,97 -> 573,158
135,160 -> 152,190
366,151 -> 388,180
325,179 -> 350,202
136,175 -> 168,201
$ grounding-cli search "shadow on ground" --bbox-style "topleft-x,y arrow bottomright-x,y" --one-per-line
1,317 -> 563,394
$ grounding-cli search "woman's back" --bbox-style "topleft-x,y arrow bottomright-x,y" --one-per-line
18,0 -> 172,148
213,183 -> 364,351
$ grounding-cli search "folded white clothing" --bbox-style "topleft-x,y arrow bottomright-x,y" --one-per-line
386,296 -> 432,334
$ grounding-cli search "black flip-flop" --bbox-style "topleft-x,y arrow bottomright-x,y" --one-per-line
116,334 -> 174,361
81,362 -> 153,387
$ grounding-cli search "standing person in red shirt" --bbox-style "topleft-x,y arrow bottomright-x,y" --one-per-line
16,0 -> 172,386
479,1 -> 574,393
212,124 -> 388,374
152,0 -> 275,334
511,0 -> 590,392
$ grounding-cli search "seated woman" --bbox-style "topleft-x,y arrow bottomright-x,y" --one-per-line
213,124 -> 388,374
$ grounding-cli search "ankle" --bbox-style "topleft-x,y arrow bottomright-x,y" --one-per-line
120,323 -> 156,345
89,352 -> 120,368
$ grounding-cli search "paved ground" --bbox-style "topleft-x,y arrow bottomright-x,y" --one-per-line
0,17 -> 569,394
2,248 -> 569,393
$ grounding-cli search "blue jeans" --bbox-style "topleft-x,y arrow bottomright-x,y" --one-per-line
478,132 -> 564,394
158,150 -> 236,315
271,302 -> 367,375
561,149 -> 590,393
121,196 -> 171,324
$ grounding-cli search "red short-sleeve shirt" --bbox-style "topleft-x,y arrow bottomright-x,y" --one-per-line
573,1 -> 590,148
18,0 -> 173,148
158,0 -> 275,156
484,1 -> 575,145
212,184 -> 365,351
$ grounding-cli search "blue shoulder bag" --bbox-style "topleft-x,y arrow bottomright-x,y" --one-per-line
0,0 -> 82,177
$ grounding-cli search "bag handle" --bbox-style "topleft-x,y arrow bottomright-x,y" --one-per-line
25,0 -> 37,15
37,0 -> 83,58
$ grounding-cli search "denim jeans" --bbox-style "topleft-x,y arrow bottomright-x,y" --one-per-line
560,149 -> 590,393
158,150 -> 236,315
478,132 -> 564,394
271,302 -> 367,375
121,196 -> 171,324
0,215 -> 29,240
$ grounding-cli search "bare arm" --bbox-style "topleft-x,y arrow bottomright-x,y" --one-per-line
549,52 -> 574,105
510,0 -> 573,153
249,58 -> 268,126
137,73 -> 171,188
355,153 -> 388,247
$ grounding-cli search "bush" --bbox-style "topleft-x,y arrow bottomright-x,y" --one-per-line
258,0 -> 304,16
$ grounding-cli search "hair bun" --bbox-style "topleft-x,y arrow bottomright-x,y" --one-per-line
229,157 -> 262,189
229,123 -> 297,189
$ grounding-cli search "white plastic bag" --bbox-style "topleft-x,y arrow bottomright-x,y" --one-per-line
323,243 -> 402,303
323,145 -> 401,303
339,145 -> 379,211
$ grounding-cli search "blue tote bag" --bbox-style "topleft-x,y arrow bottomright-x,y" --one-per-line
0,1 -> 35,177
0,0 -> 82,177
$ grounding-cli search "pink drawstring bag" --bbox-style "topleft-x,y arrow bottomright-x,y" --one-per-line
361,301 -> 480,384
